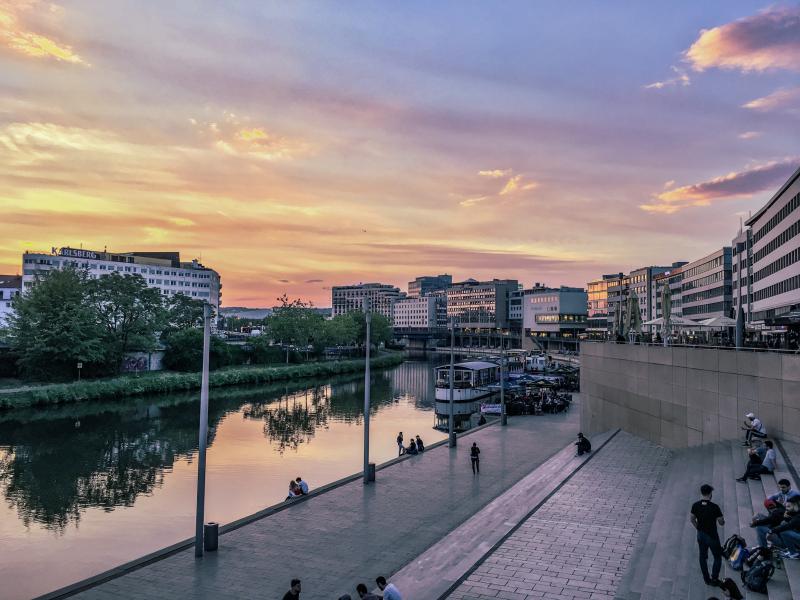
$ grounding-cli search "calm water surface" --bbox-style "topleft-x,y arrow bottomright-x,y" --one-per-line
0,359 -> 446,600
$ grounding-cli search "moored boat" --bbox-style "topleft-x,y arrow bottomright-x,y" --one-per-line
433,361 -> 499,430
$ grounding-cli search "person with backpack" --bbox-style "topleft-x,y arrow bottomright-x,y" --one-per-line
691,483 -> 725,586
766,498 -> 800,559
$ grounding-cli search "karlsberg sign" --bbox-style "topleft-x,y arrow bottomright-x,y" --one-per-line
58,247 -> 99,260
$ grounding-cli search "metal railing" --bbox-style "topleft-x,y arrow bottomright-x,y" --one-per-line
581,339 -> 800,355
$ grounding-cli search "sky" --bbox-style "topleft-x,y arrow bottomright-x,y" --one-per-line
0,1 -> 798,307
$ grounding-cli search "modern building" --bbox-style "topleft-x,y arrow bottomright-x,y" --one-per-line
21,248 -> 221,312
446,278 -> 519,348
590,266 -> 671,336
522,286 -> 587,351
587,274 -> 621,338
733,165 -> 800,328
652,264 -> 686,323
679,247 -> 732,321
0,275 -> 21,325
393,296 -> 437,330
407,274 -> 452,298
331,283 -> 403,323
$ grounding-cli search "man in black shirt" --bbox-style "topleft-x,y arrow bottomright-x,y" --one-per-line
690,484 -> 725,586
282,578 -> 301,600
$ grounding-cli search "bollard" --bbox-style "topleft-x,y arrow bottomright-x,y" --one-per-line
449,431 -> 457,447
204,522 -> 219,552
365,462 -> 376,483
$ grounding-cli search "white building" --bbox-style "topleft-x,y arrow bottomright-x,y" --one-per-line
331,283 -> 403,323
393,296 -> 436,330
522,286 -> 587,351
22,248 -> 221,312
734,166 -> 800,327
0,275 -> 21,326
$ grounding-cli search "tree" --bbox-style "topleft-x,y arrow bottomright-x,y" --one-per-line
7,268 -> 107,380
162,328 -> 233,371
351,311 -> 392,347
321,314 -> 359,347
164,293 -> 207,334
87,273 -> 165,372
266,295 -> 325,362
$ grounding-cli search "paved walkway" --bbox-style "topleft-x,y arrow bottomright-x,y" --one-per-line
446,432 -> 671,600
67,409 -> 580,600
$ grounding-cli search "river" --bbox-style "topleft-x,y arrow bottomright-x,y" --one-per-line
0,358 -> 447,600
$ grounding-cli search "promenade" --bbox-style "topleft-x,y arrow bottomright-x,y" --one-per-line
64,407 -> 581,599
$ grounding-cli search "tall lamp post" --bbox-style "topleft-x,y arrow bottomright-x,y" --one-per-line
194,303 -> 212,557
449,317 -> 457,447
500,332 -> 507,426
363,298 -> 375,482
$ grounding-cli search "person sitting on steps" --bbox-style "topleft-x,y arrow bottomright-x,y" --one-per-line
575,432 -> 591,456
742,412 -> 766,446
737,440 -> 776,482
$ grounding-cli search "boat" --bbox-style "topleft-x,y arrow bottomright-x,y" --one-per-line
433,361 -> 499,430
526,354 -> 550,372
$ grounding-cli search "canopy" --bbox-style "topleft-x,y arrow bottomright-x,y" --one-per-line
698,315 -> 738,328
642,316 -> 699,327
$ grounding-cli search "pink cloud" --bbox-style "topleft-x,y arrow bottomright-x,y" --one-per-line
640,158 -> 799,214
743,86 -> 800,112
685,6 -> 800,72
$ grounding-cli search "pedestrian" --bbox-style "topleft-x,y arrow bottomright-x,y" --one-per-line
766,498 -> 800,559
742,412 -> 767,446
575,433 -> 591,456
470,442 -> 480,474
295,476 -> 309,495
478,413 -> 487,425
737,440 -> 776,482
415,435 -> 425,452
355,583 -> 380,599
397,432 -> 404,456
690,483 -> 725,587
376,576 -> 402,600
282,578 -> 301,600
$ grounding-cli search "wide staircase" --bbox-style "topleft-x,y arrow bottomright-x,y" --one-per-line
617,438 -> 800,599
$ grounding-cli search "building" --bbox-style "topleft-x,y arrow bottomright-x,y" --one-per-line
331,283 -> 403,323
0,275 -> 21,325
21,248 -> 221,312
393,296 -> 437,330
522,286 -> 588,351
446,279 -> 519,348
589,266 -> 671,336
679,247 -> 732,321
652,265 -> 686,323
734,166 -> 800,328
587,274 -> 621,338
407,274 -> 452,298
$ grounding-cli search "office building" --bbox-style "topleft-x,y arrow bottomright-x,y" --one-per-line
679,248 -> 732,320
393,296 -> 437,330
21,248 -> 221,312
587,274 -> 621,338
407,274 -> 452,298
446,279 -> 518,329
522,286 -> 588,351
0,275 -> 21,325
733,166 -> 800,327
331,283 -> 403,323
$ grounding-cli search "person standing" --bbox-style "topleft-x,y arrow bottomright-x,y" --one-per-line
396,432 -> 404,456
690,483 -> 725,586
282,578 -> 301,600
470,442 -> 481,474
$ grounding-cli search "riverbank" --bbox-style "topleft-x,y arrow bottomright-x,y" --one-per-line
0,352 -> 405,410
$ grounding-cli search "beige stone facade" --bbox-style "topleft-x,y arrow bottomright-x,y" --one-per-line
580,342 -> 800,447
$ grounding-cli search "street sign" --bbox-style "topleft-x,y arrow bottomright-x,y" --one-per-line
77,362 -> 83,369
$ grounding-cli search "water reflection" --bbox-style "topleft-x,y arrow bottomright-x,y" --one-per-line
0,361 -> 437,531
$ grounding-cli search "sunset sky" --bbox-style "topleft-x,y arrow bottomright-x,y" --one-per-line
1,1 -> 798,306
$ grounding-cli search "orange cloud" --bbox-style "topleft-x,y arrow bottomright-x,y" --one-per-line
742,87 -> 800,112
0,1 -> 85,64
192,116 -> 311,161
640,158 -> 799,214
685,6 -> 800,72
478,169 -> 511,178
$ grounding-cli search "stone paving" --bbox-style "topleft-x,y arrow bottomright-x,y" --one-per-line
64,409 -> 580,600
447,432 -> 671,600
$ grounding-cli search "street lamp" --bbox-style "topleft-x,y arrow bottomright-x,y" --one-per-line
363,298 -> 375,483
500,332 -> 507,426
448,317 -> 457,447
194,303 -> 212,557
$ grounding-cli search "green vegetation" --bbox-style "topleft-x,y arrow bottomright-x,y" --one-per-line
0,352 -> 404,410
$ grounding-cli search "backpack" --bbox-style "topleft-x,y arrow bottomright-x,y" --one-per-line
744,545 -> 772,568
741,559 -> 775,593
723,534 -> 747,558
729,545 -> 749,571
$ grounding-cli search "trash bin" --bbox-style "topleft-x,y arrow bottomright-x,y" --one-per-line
204,522 -> 219,551
365,462 -> 376,482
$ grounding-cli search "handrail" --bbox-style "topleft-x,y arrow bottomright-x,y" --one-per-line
581,339 -> 800,355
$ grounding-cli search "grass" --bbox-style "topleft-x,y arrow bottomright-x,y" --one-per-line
0,352 -> 405,411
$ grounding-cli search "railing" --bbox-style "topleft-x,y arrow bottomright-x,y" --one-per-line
581,339 -> 800,355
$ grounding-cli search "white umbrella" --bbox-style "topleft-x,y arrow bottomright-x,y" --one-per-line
643,316 -> 698,327
698,315 -> 738,328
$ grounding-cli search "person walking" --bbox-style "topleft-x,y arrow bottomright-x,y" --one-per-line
690,483 -> 725,586
396,432 -> 404,456
470,442 -> 481,474
282,578 -> 301,600
742,412 -> 767,446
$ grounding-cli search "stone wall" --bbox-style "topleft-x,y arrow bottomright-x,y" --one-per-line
580,342 -> 800,447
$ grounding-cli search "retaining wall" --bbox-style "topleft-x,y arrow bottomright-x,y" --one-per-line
580,342 -> 800,447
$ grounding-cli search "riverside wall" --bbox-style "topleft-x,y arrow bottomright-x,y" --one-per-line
580,342 -> 800,448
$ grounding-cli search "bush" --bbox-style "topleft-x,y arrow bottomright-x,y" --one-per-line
162,329 -> 236,372
0,352 -> 405,410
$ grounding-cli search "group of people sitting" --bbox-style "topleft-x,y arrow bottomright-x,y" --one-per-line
737,413 -> 774,482
396,432 -> 425,456
750,479 -> 800,559
286,476 -> 310,501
